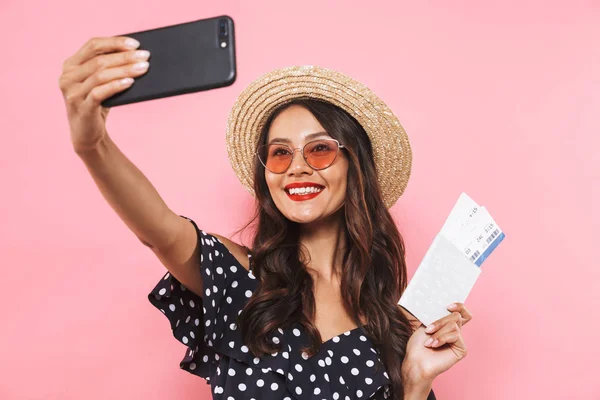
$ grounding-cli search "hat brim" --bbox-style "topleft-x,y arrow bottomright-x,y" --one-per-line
226,65 -> 412,209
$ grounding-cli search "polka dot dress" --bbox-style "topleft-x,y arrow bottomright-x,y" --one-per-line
149,217 -> 436,400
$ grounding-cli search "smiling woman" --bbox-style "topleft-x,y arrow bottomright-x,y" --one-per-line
64,51 -> 466,399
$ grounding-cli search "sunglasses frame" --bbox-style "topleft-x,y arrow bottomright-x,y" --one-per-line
256,138 -> 346,174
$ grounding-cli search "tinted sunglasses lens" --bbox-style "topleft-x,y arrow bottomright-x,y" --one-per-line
305,140 -> 338,169
259,144 -> 292,173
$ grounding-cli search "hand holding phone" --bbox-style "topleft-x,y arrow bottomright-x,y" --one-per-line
58,36 -> 150,153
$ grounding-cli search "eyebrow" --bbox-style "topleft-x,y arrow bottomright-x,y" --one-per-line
268,131 -> 330,144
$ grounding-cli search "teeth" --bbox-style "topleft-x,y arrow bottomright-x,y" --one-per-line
288,187 -> 323,195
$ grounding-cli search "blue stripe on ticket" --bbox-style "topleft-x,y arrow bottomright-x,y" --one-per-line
474,232 -> 505,267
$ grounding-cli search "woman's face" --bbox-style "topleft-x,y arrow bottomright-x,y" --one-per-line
264,105 -> 349,224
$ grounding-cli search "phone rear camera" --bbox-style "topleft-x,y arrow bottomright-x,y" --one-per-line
219,20 -> 228,36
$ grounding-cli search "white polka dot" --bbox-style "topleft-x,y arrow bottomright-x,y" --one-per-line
215,250 -> 220,256
203,355 -> 209,362
238,383 -> 246,391
344,330 -> 351,336
366,360 -> 374,367
214,386 -> 223,394
253,357 -> 260,364
293,328 -> 301,336
206,268 -> 211,275
216,267 -> 223,274
205,320 -> 211,327
328,349 -> 334,357
357,389 -> 363,397
295,387 -> 302,395
163,272 -> 170,280
158,288 -> 166,295
295,364 -> 303,372
182,336 -> 188,344
241,345 -> 249,353
230,265 -> 238,273
324,373 -> 330,382
169,304 -> 176,312
277,368 -> 284,375
318,359 -> 325,367
353,349 -> 361,356
228,368 -> 235,376
185,316 -> 191,323
282,352 -> 289,359
246,367 -> 253,375
288,372 -> 294,381
333,393 -> 340,400
314,387 -> 321,395
272,336 -> 280,344
229,341 -> 235,348
190,331 -> 195,339
383,371 -> 389,379
195,318 -> 200,326
340,376 -> 345,384
189,300 -> 195,307
230,323 -> 237,330
301,352 -> 309,360
365,377 -> 373,384
226,297 -> 232,304
341,356 -> 349,363
332,336 -> 340,343
271,383 -> 279,391
189,362 -> 196,370
232,280 -> 238,288
351,368 -> 359,375
212,285 -> 218,293
325,357 -> 332,366
310,374 -> 316,382
360,335 -> 367,341
245,290 -> 252,298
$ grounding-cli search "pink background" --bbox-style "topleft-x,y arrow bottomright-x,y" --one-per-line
1,0 -> 599,399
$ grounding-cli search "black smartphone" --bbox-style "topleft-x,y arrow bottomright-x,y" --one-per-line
102,15 -> 236,107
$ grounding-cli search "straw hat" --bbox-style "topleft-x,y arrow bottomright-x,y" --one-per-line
225,65 -> 412,208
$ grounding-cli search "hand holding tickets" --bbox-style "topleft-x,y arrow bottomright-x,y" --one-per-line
399,193 -> 505,326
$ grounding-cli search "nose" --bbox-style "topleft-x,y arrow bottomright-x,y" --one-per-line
287,148 -> 313,176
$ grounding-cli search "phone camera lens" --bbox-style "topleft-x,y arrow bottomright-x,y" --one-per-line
219,20 -> 228,36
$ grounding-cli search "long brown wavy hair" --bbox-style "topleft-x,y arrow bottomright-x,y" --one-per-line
236,99 -> 414,399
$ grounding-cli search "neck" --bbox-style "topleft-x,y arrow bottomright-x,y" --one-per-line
298,209 -> 347,284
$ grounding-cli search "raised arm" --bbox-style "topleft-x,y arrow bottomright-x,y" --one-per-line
59,36 -> 203,296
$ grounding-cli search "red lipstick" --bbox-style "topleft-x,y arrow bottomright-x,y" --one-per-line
284,182 -> 325,202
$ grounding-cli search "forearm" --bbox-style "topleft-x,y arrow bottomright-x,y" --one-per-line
76,133 -> 177,249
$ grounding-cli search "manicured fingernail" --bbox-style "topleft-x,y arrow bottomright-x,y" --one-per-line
120,77 -> 134,86
447,303 -> 457,310
132,61 -> 149,71
425,324 -> 435,333
134,50 -> 150,60
125,38 -> 140,49
432,339 -> 439,347
424,337 -> 434,347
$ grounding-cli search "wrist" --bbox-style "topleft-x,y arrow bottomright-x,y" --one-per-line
402,364 -> 434,399
403,380 -> 433,400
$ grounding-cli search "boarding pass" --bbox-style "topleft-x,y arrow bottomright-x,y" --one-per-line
398,192 -> 505,326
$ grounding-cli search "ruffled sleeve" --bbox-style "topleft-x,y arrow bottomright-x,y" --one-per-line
147,215 -> 253,382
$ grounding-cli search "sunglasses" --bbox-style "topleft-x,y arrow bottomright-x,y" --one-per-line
256,138 -> 345,174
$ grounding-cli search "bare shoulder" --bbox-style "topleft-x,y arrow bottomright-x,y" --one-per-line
209,233 -> 251,272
